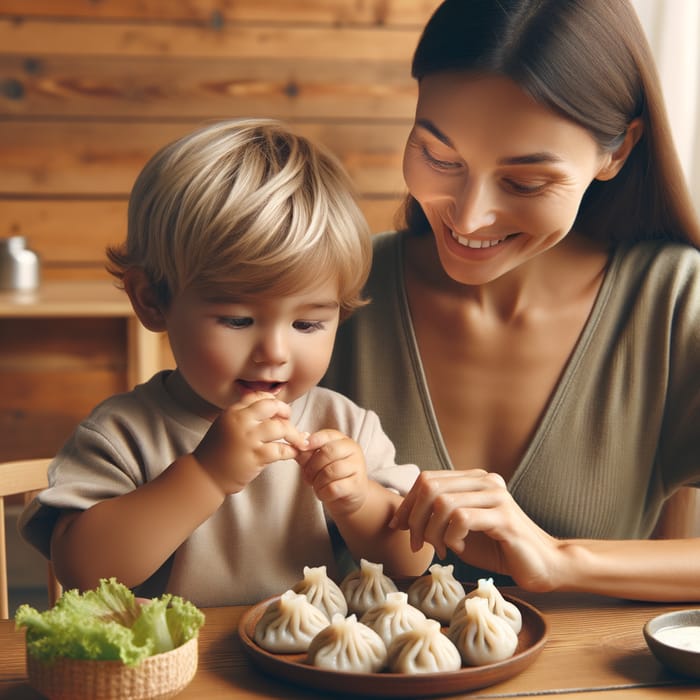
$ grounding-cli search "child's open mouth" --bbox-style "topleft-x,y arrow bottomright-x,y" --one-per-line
237,380 -> 285,394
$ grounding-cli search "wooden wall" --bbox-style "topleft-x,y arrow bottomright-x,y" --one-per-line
0,0 -> 440,461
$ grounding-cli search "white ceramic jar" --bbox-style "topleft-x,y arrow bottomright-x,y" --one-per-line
0,236 -> 40,290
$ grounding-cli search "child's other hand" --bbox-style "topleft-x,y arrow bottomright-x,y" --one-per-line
296,430 -> 369,516
193,391 -> 308,495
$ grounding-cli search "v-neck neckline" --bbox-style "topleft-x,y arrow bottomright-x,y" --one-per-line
393,231 -> 620,487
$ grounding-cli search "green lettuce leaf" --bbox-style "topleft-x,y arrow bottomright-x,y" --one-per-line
15,578 -> 205,666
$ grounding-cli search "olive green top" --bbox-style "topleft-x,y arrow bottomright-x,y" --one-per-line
323,231 -> 700,580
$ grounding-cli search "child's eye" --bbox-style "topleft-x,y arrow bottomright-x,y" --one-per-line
220,316 -> 252,329
421,146 -> 461,171
293,320 -> 325,333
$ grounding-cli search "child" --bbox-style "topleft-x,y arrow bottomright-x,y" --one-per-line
19,119 -> 433,606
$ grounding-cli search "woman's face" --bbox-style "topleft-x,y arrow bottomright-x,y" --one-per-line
403,73 -> 614,285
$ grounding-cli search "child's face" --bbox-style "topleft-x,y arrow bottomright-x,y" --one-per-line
162,277 -> 341,414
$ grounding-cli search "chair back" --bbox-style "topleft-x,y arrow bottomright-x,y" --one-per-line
0,458 -> 61,618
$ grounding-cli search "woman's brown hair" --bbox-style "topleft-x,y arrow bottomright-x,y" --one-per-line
402,0 -> 700,247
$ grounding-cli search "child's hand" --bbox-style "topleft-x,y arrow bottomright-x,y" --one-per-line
296,429 -> 369,516
193,391 -> 308,495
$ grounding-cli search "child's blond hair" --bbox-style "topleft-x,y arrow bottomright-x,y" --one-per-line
107,119 -> 371,318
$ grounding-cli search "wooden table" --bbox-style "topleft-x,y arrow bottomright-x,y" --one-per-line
0,279 -> 162,389
1,589 -> 699,699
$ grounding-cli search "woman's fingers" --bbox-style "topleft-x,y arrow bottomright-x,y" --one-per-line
395,470 -> 509,554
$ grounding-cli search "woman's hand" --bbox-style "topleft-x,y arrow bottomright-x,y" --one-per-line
390,469 -> 566,592
193,391 -> 308,496
296,429 -> 369,517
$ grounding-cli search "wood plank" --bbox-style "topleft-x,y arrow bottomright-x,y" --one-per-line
0,55 -> 418,120
0,316 -> 131,461
0,317 -> 126,371
0,18 -> 422,61
0,1 -> 439,27
0,200 -> 125,264
0,120 -> 411,195
0,371 -> 127,461
0,198 -> 405,267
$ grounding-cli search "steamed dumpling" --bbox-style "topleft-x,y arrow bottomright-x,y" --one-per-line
448,597 -> 518,666
406,563 -> 465,624
360,591 -> 427,648
254,590 -> 329,653
340,559 -> 398,616
386,618 -> 461,673
307,613 -> 387,673
460,577 -> 522,634
292,565 -> 348,621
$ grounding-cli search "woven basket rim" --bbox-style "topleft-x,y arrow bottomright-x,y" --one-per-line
27,635 -> 198,700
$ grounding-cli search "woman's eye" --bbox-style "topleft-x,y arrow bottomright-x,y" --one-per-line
293,320 -> 325,333
504,179 -> 548,195
421,146 -> 461,171
220,317 -> 252,329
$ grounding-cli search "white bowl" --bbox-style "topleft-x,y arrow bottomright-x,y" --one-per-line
643,609 -> 700,679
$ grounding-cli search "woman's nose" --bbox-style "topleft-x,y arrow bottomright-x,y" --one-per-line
252,330 -> 289,365
452,177 -> 496,234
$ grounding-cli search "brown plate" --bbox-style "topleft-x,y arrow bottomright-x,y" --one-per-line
238,593 -> 547,698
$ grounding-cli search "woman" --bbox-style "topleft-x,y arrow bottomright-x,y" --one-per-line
323,0 -> 700,601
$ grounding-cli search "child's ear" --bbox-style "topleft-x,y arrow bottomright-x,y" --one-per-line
595,118 -> 644,181
123,268 -> 168,332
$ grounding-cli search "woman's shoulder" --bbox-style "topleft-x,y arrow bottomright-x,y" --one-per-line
370,230 -> 402,259
614,239 -> 700,283
618,239 -> 700,264
366,230 -> 404,293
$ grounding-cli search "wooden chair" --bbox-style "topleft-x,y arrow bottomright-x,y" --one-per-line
0,458 -> 61,618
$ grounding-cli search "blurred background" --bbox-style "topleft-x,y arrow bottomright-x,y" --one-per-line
1,0 -> 697,612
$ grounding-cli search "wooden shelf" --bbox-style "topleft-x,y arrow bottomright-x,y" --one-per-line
0,280 -> 131,317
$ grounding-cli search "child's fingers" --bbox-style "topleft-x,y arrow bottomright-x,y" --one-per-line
259,439 -> 303,464
303,428 -> 344,451
237,392 -> 292,420
285,430 -> 310,451
302,440 -> 355,482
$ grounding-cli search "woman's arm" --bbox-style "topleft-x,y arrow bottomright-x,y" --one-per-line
390,469 -> 700,602
554,537 -> 700,601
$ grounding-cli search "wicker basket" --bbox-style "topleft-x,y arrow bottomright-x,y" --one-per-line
26,636 -> 198,700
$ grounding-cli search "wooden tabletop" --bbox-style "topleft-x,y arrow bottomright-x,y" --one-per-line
1,589 -> 698,699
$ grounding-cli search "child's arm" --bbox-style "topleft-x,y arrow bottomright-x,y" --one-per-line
51,392 -> 307,591
297,430 -> 434,577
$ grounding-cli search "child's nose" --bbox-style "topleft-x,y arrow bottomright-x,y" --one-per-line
252,331 -> 288,365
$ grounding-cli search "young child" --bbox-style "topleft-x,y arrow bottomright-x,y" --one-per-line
19,119 -> 433,606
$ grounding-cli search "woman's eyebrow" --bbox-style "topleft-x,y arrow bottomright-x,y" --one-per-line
416,118 -> 455,147
416,118 -> 563,165
498,153 -> 564,165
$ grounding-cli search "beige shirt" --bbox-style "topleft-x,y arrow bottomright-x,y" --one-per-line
323,232 -> 700,580
20,374 -> 419,606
